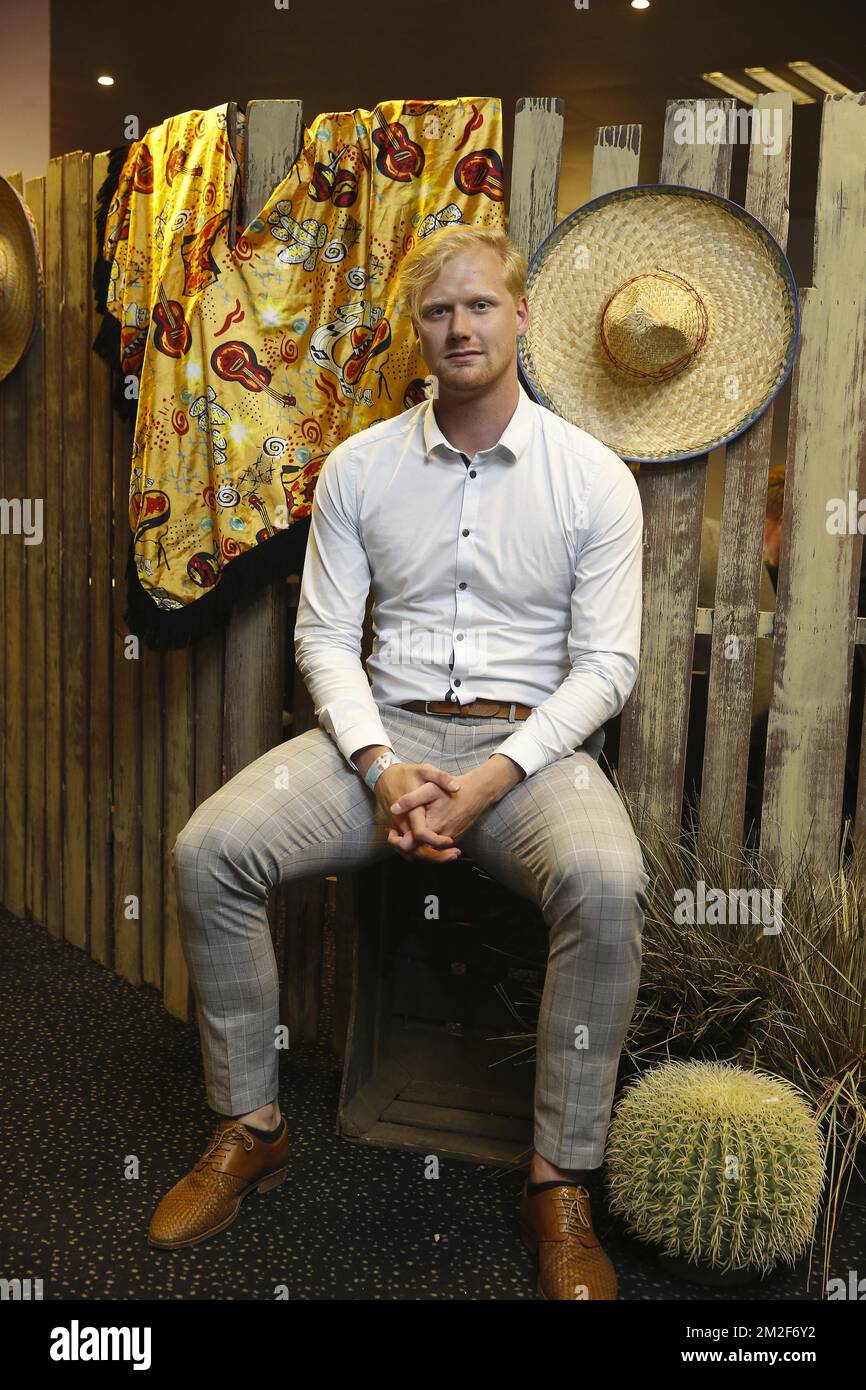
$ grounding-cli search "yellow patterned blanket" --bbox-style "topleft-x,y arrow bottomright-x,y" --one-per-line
94,98 -> 505,649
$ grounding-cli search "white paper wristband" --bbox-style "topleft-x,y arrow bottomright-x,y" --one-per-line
363,749 -> 402,792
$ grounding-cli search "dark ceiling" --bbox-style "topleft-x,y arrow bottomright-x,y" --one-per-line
50,0 -> 866,283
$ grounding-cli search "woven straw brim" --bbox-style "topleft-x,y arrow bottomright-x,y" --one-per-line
0,179 -> 41,381
519,186 -> 799,463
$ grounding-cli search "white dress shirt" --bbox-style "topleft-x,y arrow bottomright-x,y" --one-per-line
293,384 -> 643,780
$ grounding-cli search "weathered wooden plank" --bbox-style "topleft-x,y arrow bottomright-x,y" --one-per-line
284,637 -> 327,1042
0,169 -> 23,902
43,157 -> 64,939
112,414 -> 142,984
191,632 -> 222,1016
617,99 -> 736,837
60,152 -> 92,950
2,183 -> 28,920
762,95 -> 866,875
88,153 -> 113,967
192,631 -> 224,806
23,175 -> 46,926
700,94 -> 794,857
590,124 -> 641,199
383,1099 -> 529,1142
188,633 -> 222,1013
856,598 -> 866,856
0,172 -> 23,906
352,1120 -> 527,1166
140,643 -> 163,989
399,1075 -> 533,1119
163,648 -> 194,1019
510,97 -> 565,408
1,171 -> 23,908
696,605 -> 775,640
0,246 -> 5,901
509,98 -> 564,259
331,871 -> 356,1065
226,101 -> 242,249
856,718 -> 866,857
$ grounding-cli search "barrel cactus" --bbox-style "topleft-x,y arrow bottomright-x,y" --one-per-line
604,1060 -> 825,1275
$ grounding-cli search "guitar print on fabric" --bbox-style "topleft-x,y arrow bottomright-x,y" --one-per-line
96,97 -> 506,649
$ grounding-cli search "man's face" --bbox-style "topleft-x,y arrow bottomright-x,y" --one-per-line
411,248 -> 529,396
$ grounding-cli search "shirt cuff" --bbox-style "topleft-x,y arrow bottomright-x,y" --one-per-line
490,729 -> 548,780
338,719 -> 396,773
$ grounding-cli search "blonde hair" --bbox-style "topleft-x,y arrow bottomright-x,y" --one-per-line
396,226 -> 528,324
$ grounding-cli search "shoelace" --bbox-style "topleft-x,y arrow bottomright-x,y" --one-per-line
563,1191 -> 593,1242
196,1122 -> 255,1171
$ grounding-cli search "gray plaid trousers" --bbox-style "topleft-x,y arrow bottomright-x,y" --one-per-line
171,703 -> 650,1168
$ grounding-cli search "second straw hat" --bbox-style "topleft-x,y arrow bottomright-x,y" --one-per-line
0,174 -> 42,382
518,183 -> 799,464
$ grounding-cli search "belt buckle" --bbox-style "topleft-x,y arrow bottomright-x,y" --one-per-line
424,698 -> 458,716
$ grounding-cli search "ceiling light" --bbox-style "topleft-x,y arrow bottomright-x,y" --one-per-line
97,75 -> 115,87
630,1 -> 650,9
702,71 -> 764,102
787,61 -> 854,95
744,66 -> 815,104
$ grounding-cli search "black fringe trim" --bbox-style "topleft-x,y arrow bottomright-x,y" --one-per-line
91,142 -> 139,422
123,513 -> 311,651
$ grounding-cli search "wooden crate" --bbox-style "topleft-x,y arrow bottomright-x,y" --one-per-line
336,856 -> 547,1165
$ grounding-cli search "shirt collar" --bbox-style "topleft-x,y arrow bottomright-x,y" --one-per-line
422,386 -> 534,464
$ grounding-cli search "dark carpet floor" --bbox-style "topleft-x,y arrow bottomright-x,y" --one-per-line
1,904 -> 863,1302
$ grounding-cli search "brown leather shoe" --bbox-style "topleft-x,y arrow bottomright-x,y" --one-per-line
518,1181 -> 619,1299
148,1117 -> 290,1249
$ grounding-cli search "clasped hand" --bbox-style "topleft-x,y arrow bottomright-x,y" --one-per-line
373,761 -> 491,862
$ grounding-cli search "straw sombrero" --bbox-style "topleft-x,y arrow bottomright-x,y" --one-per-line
0,175 -> 43,382
518,184 -> 800,464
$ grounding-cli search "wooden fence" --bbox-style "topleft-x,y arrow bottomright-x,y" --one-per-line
1,92 -> 865,1040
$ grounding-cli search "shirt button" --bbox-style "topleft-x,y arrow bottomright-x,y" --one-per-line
456,633 -> 464,641
454,679 -> 462,686
462,528 -> 469,536
469,470 -> 476,478
458,582 -> 467,589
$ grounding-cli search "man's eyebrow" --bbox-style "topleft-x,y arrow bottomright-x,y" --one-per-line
420,292 -> 502,308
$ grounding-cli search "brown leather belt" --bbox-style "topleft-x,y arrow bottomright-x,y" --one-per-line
400,698 -> 533,721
